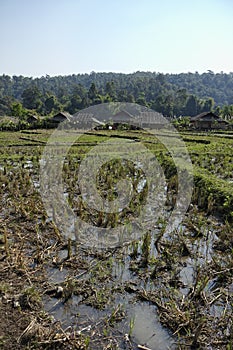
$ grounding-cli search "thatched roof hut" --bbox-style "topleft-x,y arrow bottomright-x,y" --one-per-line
190,112 -> 229,130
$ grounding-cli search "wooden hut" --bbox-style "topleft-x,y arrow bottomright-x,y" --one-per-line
26,115 -> 38,124
190,112 -> 229,130
50,111 -> 72,124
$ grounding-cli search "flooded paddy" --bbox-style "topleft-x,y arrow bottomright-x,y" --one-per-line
0,129 -> 232,349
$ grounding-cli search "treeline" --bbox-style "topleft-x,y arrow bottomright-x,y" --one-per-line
0,71 -> 233,118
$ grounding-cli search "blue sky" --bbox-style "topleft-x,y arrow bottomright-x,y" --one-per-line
0,0 -> 233,77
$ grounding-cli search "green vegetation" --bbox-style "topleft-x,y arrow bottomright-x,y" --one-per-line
1,71 -> 233,120
0,128 -> 232,349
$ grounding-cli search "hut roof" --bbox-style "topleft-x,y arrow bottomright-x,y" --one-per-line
112,110 -> 134,121
27,115 -> 38,123
190,111 -> 229,124
51,111 -> 72,122
190,112 -> 219,121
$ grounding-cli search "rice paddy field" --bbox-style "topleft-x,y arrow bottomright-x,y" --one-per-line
0,128 -> 232,350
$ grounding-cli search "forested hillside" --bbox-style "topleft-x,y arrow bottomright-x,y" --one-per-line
0,71 -> 233,118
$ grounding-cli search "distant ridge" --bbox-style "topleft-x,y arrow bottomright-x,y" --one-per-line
1,71 -> 233,106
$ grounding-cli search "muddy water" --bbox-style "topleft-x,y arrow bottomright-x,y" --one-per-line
43,250 -> 176,349
12,158 -> 228,348
43,276 -> 175,349
41,213 -> 226,349
127,303 -> 175,350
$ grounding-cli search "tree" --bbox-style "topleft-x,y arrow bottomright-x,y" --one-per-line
68,94 -> 82,114
136,93 -> 148,107
126,93 -> 135,103
88,83 -> 98,100
22,86 -> 42,111
72,84 -> 86,99
156,73 -> 166,85
44,94 -> 60,114
221,105 -> 233,120
0,96 -> 14,115
105,81 -> 117,101
11,101 -> 26,119
163,94 -> 174,117
174,89 -> 188,116
1,71 -> 233,118
79,96 -> 90,110
151,95 -> 164,114
201,97 -> 215,112
184,95 -> 198,116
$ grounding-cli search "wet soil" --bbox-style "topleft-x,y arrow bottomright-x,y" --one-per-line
0,130 -> 232,349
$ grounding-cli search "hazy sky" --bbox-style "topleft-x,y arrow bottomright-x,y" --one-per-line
0,0 -> 233,77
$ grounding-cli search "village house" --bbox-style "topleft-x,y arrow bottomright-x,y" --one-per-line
108,110 -> 137,129
88,109 -> 138,130
135,111 -> 167,129
190,112 -> 229,130
111,110 -> 134,123
26,115 -> 38,124
72,112 -> 100,129
50,111 -> 72,124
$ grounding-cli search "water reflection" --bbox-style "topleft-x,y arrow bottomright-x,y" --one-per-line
128,303 -> 175,350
